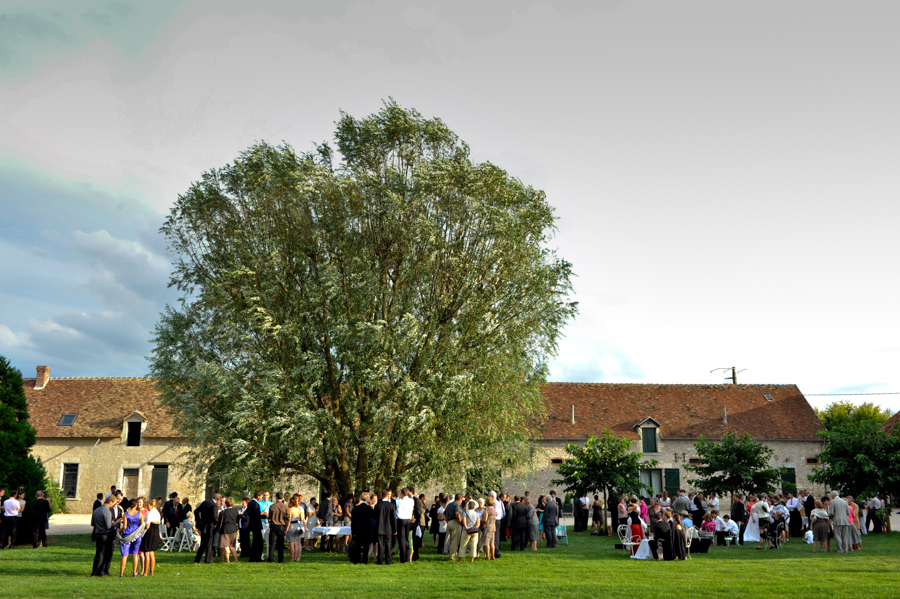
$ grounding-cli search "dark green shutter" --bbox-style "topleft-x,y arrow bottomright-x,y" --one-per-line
150,465 -> 169,500
642,427 -> 657,453
664,468 -> 680,497
781,468 -> 796,494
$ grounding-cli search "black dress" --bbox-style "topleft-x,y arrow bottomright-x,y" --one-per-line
429,504 -> 439,535
140,520 -> 160,552
672,524 -> 687,560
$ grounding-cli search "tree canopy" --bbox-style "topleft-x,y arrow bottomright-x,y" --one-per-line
814,400 -> 893,431
809,421 -> 900,507
551,430 -> 658,532
684,432 -> 785,498
151,101 -> 577,498
0,355 -> 50,505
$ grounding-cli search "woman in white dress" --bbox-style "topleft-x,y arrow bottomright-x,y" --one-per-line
305,498 -> 319,550
743,494 -> 761,543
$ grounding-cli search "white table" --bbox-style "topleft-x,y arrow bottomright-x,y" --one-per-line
312,526 -> 351,536
630,539 -> 653,560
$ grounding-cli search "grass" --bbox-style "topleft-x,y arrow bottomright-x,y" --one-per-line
2,531 -> 899,598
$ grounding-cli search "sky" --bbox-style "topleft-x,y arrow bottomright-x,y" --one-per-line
1,0 -> 898,412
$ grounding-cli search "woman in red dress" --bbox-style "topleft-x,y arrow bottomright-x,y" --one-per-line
627,503 -> 644,556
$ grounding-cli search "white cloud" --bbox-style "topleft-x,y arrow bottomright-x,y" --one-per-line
0,324 -> 32,348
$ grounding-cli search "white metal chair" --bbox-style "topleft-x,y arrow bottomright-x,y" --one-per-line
617,524 -> 639,556
683,526 -> 696,559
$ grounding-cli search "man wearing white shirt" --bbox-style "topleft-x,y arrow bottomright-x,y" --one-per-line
1,492 -> 23,549
395,488 -> 414,563
489,491 -> 504,558
785,492 -> 802,537
867,495 -> 883,533
707,493 -> 720,514
722,515 -> 739,544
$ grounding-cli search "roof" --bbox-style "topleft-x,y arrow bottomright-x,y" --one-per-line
540,383 -> 824,441
883,411 -> 900,436
24,377 -> 179,438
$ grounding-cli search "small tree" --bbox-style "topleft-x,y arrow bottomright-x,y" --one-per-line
551,430 -> 658,535
684,433 -> 785,501
814,400 -> 893,430
809,421 -> 900,534
0,356 -> 56,521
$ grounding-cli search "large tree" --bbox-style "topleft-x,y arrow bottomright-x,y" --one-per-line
151,101 -> 576,498
551,430 -> 658,534
814,400 -> 893,431
0,356 -> 51,506
684,433 -> 785,499
809,421 -> 900,532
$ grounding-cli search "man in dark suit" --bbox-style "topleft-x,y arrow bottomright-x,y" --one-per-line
373,490 -> 396,565
194,493 -> 220,564
411,490 -> 427,561
543,494 -> 559,548
349,492 -> 374,564
162,492 -> 179,530
649,513 -> 673,560
318,491 -> 335,552
90,495 -> 116,576
510,496 -> 528,550
104,493 -> 125,575
246,491 -> 264,562
573,493 -> 583,532
730,494 -> 746,546
30,490 -> 52,548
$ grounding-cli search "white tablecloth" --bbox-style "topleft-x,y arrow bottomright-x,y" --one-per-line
630,539 -> 653,560
312,526 -> 351,536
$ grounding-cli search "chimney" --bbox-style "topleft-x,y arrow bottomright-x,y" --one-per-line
723,405 -> 728,424
34,365 -> 51,390
570,404 -> 575,425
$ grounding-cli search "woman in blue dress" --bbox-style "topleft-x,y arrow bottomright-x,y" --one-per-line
119,499 -> 145,577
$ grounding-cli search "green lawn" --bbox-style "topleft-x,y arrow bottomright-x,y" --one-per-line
3,531 -> 899,598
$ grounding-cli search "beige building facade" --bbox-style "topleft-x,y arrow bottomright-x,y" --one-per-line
24,367 -> 205,514
502,382 -> 827,504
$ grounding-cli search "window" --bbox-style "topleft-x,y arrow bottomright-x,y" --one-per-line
58,414 -> 77,426
806,457 -> 819,465
550,458 -> 564,465
689,458 -> 704,464
127,422 -> 142,446
641,427 -> 657,453
62,464 -> 79,498
763,393 -> 773,401
640,469 -> 663,495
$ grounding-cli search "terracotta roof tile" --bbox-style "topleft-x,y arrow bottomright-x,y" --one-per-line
541,383 -> 824,441
24,377 -> 179,438
882,411 -> 900,436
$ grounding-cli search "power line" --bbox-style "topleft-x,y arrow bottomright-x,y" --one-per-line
804,392 -> 900,396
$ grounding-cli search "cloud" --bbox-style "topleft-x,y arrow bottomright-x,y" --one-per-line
0,324 -> 32,349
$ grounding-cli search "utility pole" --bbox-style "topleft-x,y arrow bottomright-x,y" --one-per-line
711,367 -> 746,384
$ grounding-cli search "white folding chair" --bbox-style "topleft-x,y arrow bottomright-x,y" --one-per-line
158,528 -> 173,552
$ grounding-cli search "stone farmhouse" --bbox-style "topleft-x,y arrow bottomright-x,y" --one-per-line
503,382 -> 827,500
24,366 -> 205,514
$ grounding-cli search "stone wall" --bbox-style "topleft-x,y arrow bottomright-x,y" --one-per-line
501,437 -> 826,502
31,437 -> 206,514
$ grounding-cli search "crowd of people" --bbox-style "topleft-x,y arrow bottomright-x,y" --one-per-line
611,488 -> 890,559
0,488 -> 52,550
84,485 -> 574,574
3,481 -> 892,575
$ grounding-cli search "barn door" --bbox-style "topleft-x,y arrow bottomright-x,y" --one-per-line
123,468 -> 139,499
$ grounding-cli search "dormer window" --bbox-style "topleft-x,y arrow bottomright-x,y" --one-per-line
124,411 -> 148,447
58,414 -> 77,426
127,422 -> 142,446
634,417 -> 661,454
